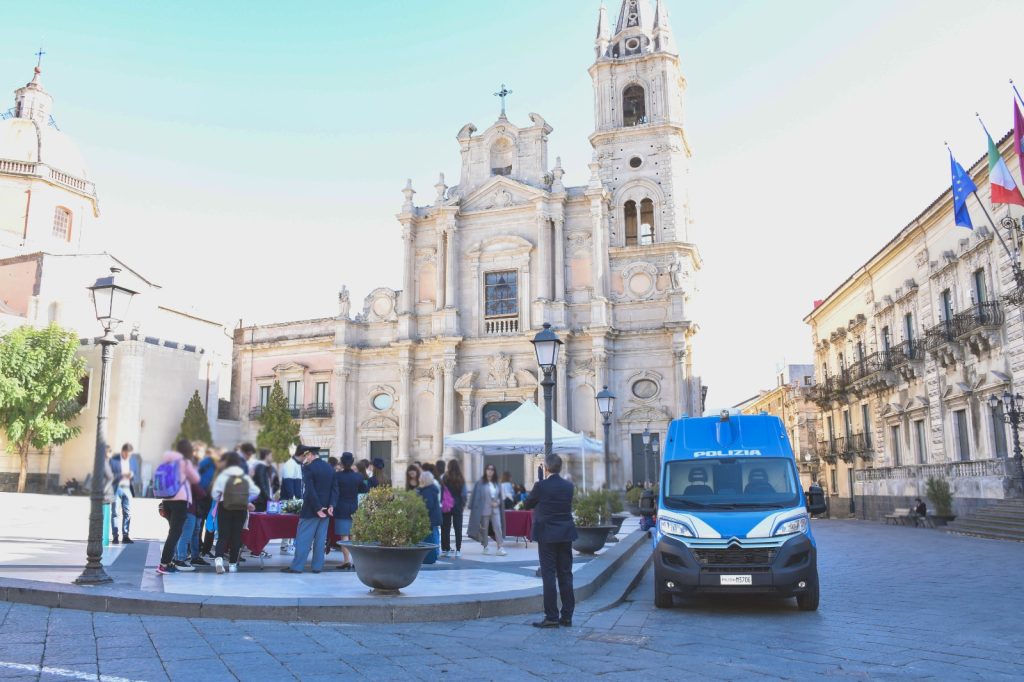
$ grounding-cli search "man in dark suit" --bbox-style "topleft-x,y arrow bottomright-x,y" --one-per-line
524,453 -> 578,628
282,445 -> 335,574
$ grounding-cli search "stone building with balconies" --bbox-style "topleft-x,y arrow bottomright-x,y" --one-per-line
804,133 -> 1024,520
230,1 -> 703,489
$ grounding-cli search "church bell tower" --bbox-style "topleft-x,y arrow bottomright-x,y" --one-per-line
589,0 -> 692,245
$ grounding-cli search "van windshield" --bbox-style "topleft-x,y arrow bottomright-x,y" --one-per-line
663,457 -> 800,511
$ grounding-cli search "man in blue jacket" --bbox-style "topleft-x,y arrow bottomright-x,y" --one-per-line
523,453 -> 578,628
282,445 -> 334,574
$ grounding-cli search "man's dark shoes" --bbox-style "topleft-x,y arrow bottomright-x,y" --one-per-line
280,567 -> 302,574
111,538 -> 119,545
532,619 -> 560,629
122,537 -> 134,544
191,556 -> 210,567
559,618 -> 572,627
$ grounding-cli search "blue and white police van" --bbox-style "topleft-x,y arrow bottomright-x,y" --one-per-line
640,410 -> 828,610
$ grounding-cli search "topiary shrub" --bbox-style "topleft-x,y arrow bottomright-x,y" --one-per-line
352,487 -> 431,547
925,476 -> 953,517
573,491 -> 606,527
626,486 -> 645,506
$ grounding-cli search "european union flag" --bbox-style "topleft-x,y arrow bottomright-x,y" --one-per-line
950,150 -> 976,229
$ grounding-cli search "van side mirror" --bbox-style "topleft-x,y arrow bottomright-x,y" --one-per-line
638,489 -> 657,515
805,484 -> 827,516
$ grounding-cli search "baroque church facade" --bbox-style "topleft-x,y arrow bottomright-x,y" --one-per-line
232,0 -> 703,487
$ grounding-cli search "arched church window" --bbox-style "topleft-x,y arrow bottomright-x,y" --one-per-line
490,138 -> 514,176
624,200 -> 638,246
623,85 -> 646,127
52,207 -> 72,241
639,199 -> 655,245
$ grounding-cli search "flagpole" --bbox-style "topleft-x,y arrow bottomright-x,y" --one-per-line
1012,79 -> 1024,108
975,114 -> 1024,287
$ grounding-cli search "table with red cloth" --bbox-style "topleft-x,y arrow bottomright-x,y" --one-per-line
243,512 -> 340,556
504,510 -> 533,545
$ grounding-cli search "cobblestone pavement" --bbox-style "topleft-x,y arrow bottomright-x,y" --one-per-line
0,520 -> 1022,681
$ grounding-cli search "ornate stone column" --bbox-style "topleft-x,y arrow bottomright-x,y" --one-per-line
398,362 -> 412,463
590,199 -> 606,296
435,230 -> 446,310
432,361 -> 444,459
537,210 -> 551,301
443,357 -> 457,457
553,217 -> 565,302
556,350 -> 569,427
674,348 -> 688,417
346,364 -> 359,454
400,224 -> 414,313
444,223 -> 458,309
333,366 -> 349,457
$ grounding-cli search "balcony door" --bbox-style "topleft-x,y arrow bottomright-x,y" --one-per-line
941,289 -> 953,322
973,268 -> 988,304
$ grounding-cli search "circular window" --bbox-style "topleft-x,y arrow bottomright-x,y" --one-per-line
625,37 -> 640,51
371,393 -> 393,411
629,156 -> 643,169
372,296 -> 393,318
632,379 -> 658,400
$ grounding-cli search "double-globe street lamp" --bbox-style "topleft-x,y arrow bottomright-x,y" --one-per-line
596,386 -> 615,489
531,323 -> 563,471
641,425 -> 659,486
75,267 -> 138,585
988,390 -> 1024,460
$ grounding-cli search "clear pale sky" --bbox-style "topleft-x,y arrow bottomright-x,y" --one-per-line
2,0 -> 1023,409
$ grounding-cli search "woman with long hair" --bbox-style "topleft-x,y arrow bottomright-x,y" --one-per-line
440,459 -> 468,558
468,463 -> 506,556
405,463 -> 422,491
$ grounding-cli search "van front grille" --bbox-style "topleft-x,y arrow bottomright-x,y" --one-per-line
693,547 -> 775,568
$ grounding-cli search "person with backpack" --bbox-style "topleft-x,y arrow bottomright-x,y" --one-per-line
210,451 -> 260,574
440,459 -> 468,558
417,470 -> 442,564
155,446 -> 200,575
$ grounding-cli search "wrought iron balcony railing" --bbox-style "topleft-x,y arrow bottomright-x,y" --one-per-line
923,319 -> 956,351
952,301 -> 1003,338
301,403 -> 334,419
888,339 -> 926,366
249,406 -> 264,420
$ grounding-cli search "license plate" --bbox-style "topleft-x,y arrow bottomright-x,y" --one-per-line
720,575 -> 752,586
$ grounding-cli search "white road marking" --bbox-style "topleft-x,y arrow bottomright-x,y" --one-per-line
0,660 -> 147,682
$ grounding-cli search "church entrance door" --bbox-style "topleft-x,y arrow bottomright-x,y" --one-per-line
370,440 -> 392,479
481,402 -> 524,485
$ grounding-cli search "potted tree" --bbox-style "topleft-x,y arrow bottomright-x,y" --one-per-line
625,486 -> 645,516
596,490 -> 629,543
572,491 -> 616,554
925,476 -> 956,526
346,487 -> 436,594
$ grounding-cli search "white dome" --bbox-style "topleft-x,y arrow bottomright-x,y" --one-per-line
0,117 -> 89,180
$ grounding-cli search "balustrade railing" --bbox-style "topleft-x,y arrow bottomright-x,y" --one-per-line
484,316 -> 519,335
301,403 -> 334,419
856,457 -> 1023,482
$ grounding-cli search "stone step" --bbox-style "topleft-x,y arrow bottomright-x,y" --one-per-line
946,527 -> 1024,542
969,511 -> 1024,523
949,518 -> 1024,533
947,520 -> 1024,536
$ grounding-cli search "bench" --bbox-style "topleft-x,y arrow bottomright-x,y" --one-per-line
884,508 -> 934,528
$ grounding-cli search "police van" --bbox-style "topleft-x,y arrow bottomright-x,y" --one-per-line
640,410 -> 828,610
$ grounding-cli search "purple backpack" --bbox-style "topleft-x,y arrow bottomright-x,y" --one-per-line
153,460 -> 182,499
441,485 -> 455,513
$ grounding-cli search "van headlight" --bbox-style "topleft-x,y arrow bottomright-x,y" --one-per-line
659,518 -> 694,538
774,516 -> 808,536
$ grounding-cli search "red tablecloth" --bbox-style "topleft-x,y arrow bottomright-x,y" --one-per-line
243,513 -> 339,554
505,510 -> 533,541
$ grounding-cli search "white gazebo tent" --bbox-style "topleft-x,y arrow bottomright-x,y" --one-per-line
444,400 -> 603,490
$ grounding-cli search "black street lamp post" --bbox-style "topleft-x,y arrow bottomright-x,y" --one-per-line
75,267 -> 137,586
989,390 -> 1024,460
596,386 -> 615,488
531,323 -> 563,464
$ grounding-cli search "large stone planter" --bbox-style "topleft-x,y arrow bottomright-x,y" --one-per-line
606,513 -> 629,543
573,526 -> 615,555
344,542 -> 437,594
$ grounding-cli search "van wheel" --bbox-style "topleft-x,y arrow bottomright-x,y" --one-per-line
654,573 -> 673,609
796,572 -> 819,611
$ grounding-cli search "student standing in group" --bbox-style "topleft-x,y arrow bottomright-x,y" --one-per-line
440,459 -> 468,558
331,452 -> 365,570
253,448 -> 278,512
155,444 -> 200,575
239,442 -> 256,474
368,457 -> 388,488
524,453 -> 577,628
500,471 -> 515,510
405,464 -> 422,491
210,451 -> 260,574
468,464 -> 507,556
109,443 -> 136,544
418,471 -> 442,564
282,445 -> 333,574
278,450 -> 303,555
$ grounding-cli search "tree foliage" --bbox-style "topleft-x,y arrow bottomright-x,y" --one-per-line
256,381 -> 300,463
0,324 -> 86,492
174,390 -> 212,446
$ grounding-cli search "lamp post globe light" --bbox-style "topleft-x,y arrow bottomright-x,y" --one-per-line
596,386 -> 615,488
989,390 -> 1024,460
76,267 -> 138,585
531,323 -> 563,479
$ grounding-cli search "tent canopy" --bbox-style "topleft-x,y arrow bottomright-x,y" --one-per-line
444,400 -> 603,456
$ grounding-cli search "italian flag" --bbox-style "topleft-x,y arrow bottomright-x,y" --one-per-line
986,131 -> 1024,206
